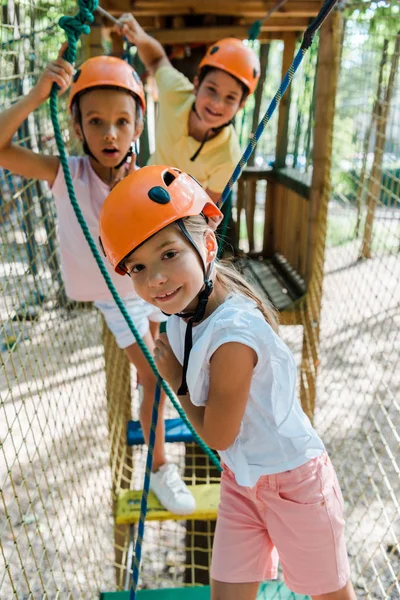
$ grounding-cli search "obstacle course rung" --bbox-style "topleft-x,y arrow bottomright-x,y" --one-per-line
100,581 -> 310,598
116,483 -> 220,524
127,417 -> 193,446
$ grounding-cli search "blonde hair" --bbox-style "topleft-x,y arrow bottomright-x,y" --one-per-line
182,216 -> 279,333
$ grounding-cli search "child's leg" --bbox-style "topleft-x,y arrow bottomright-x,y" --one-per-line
96,297 -> 194,514
311,580 -> 356,600
124,329 -> 166,471
211,580 -> 259,600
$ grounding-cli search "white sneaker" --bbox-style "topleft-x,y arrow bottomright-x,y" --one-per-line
150,463 -> 196,515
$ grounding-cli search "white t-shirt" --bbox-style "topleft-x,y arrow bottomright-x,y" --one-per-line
51,156 -> 136,302
167,294 -> 325,487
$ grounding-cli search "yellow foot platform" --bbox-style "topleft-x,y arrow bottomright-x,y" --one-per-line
116,484 -> 220,524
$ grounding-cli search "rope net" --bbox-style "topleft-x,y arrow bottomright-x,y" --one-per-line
0,1 -> 399,598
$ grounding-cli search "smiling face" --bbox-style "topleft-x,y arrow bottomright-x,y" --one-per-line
193,68 -> 246,128
73,87 -> 142,169
124,223 -> 216,315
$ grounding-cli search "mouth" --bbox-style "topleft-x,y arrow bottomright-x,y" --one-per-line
153,288 -> 181,303
102,147 -> 119,157
205,107 -> 223,118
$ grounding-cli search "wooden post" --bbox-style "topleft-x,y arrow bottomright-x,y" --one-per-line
275,33 -> 297,169
360,34 -> 400,259
248,43 -> 270,168
110,30 -> 124,57
102,321 -> 133,588
263,177 -> 276,257
299,10 -> 342,419
184,445 -> 219,586
245,43 -> 270,254
84,12 -> 103,59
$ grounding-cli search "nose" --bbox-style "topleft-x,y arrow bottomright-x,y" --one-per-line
104,125 -> 117,141
148,268 -> 168,288
211,94 -> 224,110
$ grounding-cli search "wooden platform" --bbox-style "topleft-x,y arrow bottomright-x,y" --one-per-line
116,484 -> 220,524
235,254 -> 306,311
101,581 -> 310,598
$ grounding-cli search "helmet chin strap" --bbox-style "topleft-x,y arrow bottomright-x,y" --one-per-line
162,219 -> 214,395
189,102 -> 233,162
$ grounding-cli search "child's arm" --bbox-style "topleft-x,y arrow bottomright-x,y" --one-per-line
0,42 -> 73,186
115,14 -> 171,76
154,335 -> 256,451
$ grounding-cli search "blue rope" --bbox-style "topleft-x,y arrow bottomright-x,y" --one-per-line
129,377 -> 162,599
217,0 -> 338,209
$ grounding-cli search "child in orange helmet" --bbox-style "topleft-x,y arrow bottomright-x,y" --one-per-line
99,165 -> 356,600
115,15 -> 260,204
0,44 -> 195,516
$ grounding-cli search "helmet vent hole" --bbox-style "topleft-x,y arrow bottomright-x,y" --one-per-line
210,46 -> 219,55
163,171 -> 176,187
73,69 -> 81,83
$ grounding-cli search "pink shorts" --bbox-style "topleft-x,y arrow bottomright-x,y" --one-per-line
211,453 -> 350,596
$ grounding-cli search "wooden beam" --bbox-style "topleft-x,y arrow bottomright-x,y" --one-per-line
126,1 -> 322,18
150,23 -> 306,45
299,9 -> 342,420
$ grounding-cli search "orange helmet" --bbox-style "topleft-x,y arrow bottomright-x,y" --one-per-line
99,165 -> 222,275
199,38 -> 260,95
69,56 -> 146,112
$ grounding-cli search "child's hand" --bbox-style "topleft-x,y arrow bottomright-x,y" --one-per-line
32,42 -> 74,103
154,334 -> 183,392
114,13 -> 145,46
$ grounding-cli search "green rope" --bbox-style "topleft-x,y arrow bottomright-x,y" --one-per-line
49,0 -> 221,472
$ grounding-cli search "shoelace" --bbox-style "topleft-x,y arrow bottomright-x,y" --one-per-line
162,466 -> 189,494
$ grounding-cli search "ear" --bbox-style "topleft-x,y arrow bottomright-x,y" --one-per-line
204,229 -> 217,265
239,95 -> 247,110
133,119 -> 144,141
73,120 -> 83,141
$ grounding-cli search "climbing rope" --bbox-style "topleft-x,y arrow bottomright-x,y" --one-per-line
218,0 -> 339,209
49,0 -> 220,472
129,377 -> 163,599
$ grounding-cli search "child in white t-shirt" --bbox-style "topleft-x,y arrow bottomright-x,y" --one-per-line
0,46 -> 195,516
99,165 -> 356,600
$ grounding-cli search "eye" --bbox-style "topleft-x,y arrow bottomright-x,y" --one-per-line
163,250 -> 178,260
89,117 -> 101,125
117,117 -> 129,126
130,264 -> 145,274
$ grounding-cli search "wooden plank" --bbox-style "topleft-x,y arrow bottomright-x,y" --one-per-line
127,1 -> 322,18
285,189 -> 297,267
117,484 -> 220,524
281,185 -> 289,259
150,22 -> 309,45
272,168 -> 310,199
246,179 -> 257,252
299,195 -> 310,279
263,179 -> 275,257
100,580 -> 310,599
